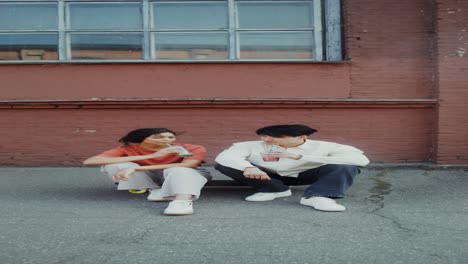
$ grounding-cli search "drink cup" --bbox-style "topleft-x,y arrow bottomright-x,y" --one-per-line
170,145 -> 192,157
261,152 -> 280,162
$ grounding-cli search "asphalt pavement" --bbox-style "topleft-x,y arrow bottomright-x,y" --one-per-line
0,166 -> 467,264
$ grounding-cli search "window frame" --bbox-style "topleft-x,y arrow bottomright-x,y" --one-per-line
0,0 -> 343,63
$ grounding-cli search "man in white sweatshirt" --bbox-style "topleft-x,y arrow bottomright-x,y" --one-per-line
215,124 -> 370,212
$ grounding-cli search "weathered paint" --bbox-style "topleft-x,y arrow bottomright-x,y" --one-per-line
1,0 -> 468,165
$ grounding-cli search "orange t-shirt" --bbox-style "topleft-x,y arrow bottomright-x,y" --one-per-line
97,143 -> 206,166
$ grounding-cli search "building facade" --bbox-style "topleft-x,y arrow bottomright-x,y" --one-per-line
1,0 -> 467,165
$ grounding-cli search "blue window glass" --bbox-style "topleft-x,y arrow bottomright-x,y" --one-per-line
0,34 -> 58,60
0,0 -> 341,62
68,3 -> 142,30
238,31 -> 314,59
70,34 -> 143,60
0,3 -> 57,30
153,2 -> 227,29
237,2 -> 313,29
154,32 -> 228,59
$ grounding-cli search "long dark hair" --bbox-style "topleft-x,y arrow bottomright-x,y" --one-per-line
119,128 -> 176,145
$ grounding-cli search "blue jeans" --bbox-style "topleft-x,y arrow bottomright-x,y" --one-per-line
214,164 -> 360,198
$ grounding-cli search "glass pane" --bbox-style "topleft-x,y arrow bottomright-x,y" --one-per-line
237,2 -> 313,29
70,34 -> 143,60
0,3 -> 57,30
153,2 -> 227,29
154,32 -> 228,60
68,3 -> 142,30
238,32 -> 313,59
0,34 -> 58,60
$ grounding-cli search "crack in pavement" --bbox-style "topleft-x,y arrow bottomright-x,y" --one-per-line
366,170 -> 392,213
365,170 -> 417,233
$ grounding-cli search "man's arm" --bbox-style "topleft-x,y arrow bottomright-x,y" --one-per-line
299,143 -> 370,166
214,142 -> 256,171
215,142 -> 271,180
267,142 -> 370,167
299,152 -> 369,166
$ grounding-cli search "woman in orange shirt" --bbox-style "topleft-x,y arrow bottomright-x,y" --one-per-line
83,128 -> 209,216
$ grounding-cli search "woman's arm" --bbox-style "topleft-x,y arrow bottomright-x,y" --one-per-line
82,147 -> 179,166
112,159 -> 202,181
83,155 -> 152,166
134,159 -> 202,171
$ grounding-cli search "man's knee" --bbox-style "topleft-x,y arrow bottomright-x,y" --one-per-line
214,163 -> 226,172
214,163 -> 245,177
318,164 -> 359,175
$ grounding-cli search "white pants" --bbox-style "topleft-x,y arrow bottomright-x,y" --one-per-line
101,162 -> 209,199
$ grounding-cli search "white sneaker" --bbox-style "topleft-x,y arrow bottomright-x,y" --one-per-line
147,189 -> 172,202
245,189 -> 292,202
300,197 -> 346,212
163,200 -> 194,216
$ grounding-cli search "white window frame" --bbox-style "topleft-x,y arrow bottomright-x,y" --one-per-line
0,0 -> 342,63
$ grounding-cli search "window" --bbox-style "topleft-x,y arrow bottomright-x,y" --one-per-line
0,2 -> 58,60
0,0 -> 342,62
152,1 -> 229,59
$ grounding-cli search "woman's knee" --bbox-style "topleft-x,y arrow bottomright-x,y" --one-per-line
163,167 -> 208,186
163,167 -> 206,179
164,167 -> 196,174
101,162 -> 140,174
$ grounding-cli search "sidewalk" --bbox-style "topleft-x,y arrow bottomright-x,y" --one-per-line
0,166 -> 467,264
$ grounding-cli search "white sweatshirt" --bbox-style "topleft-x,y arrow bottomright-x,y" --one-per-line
215,140 -> 370,177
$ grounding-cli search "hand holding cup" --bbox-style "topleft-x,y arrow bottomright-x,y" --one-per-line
261,152 -> 282,162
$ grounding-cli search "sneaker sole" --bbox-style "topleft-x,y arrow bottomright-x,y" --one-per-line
128,189 -> 149,194
299,200 -> 346,212
163,211 -> 194,216
245,191 -> 292,202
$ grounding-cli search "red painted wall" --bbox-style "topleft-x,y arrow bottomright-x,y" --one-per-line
0,108 -> 434,165
435,0 -> 468,164
1,64 -> 351,100
344,0 -> 436,99
1,0 -> 467,165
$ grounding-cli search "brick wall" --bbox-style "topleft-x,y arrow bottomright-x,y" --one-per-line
0,107 -> 434,165
435,0 -> 468,164
0,63 -> 351,100
2,0 -> 467,165
344,0 -> 436,99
